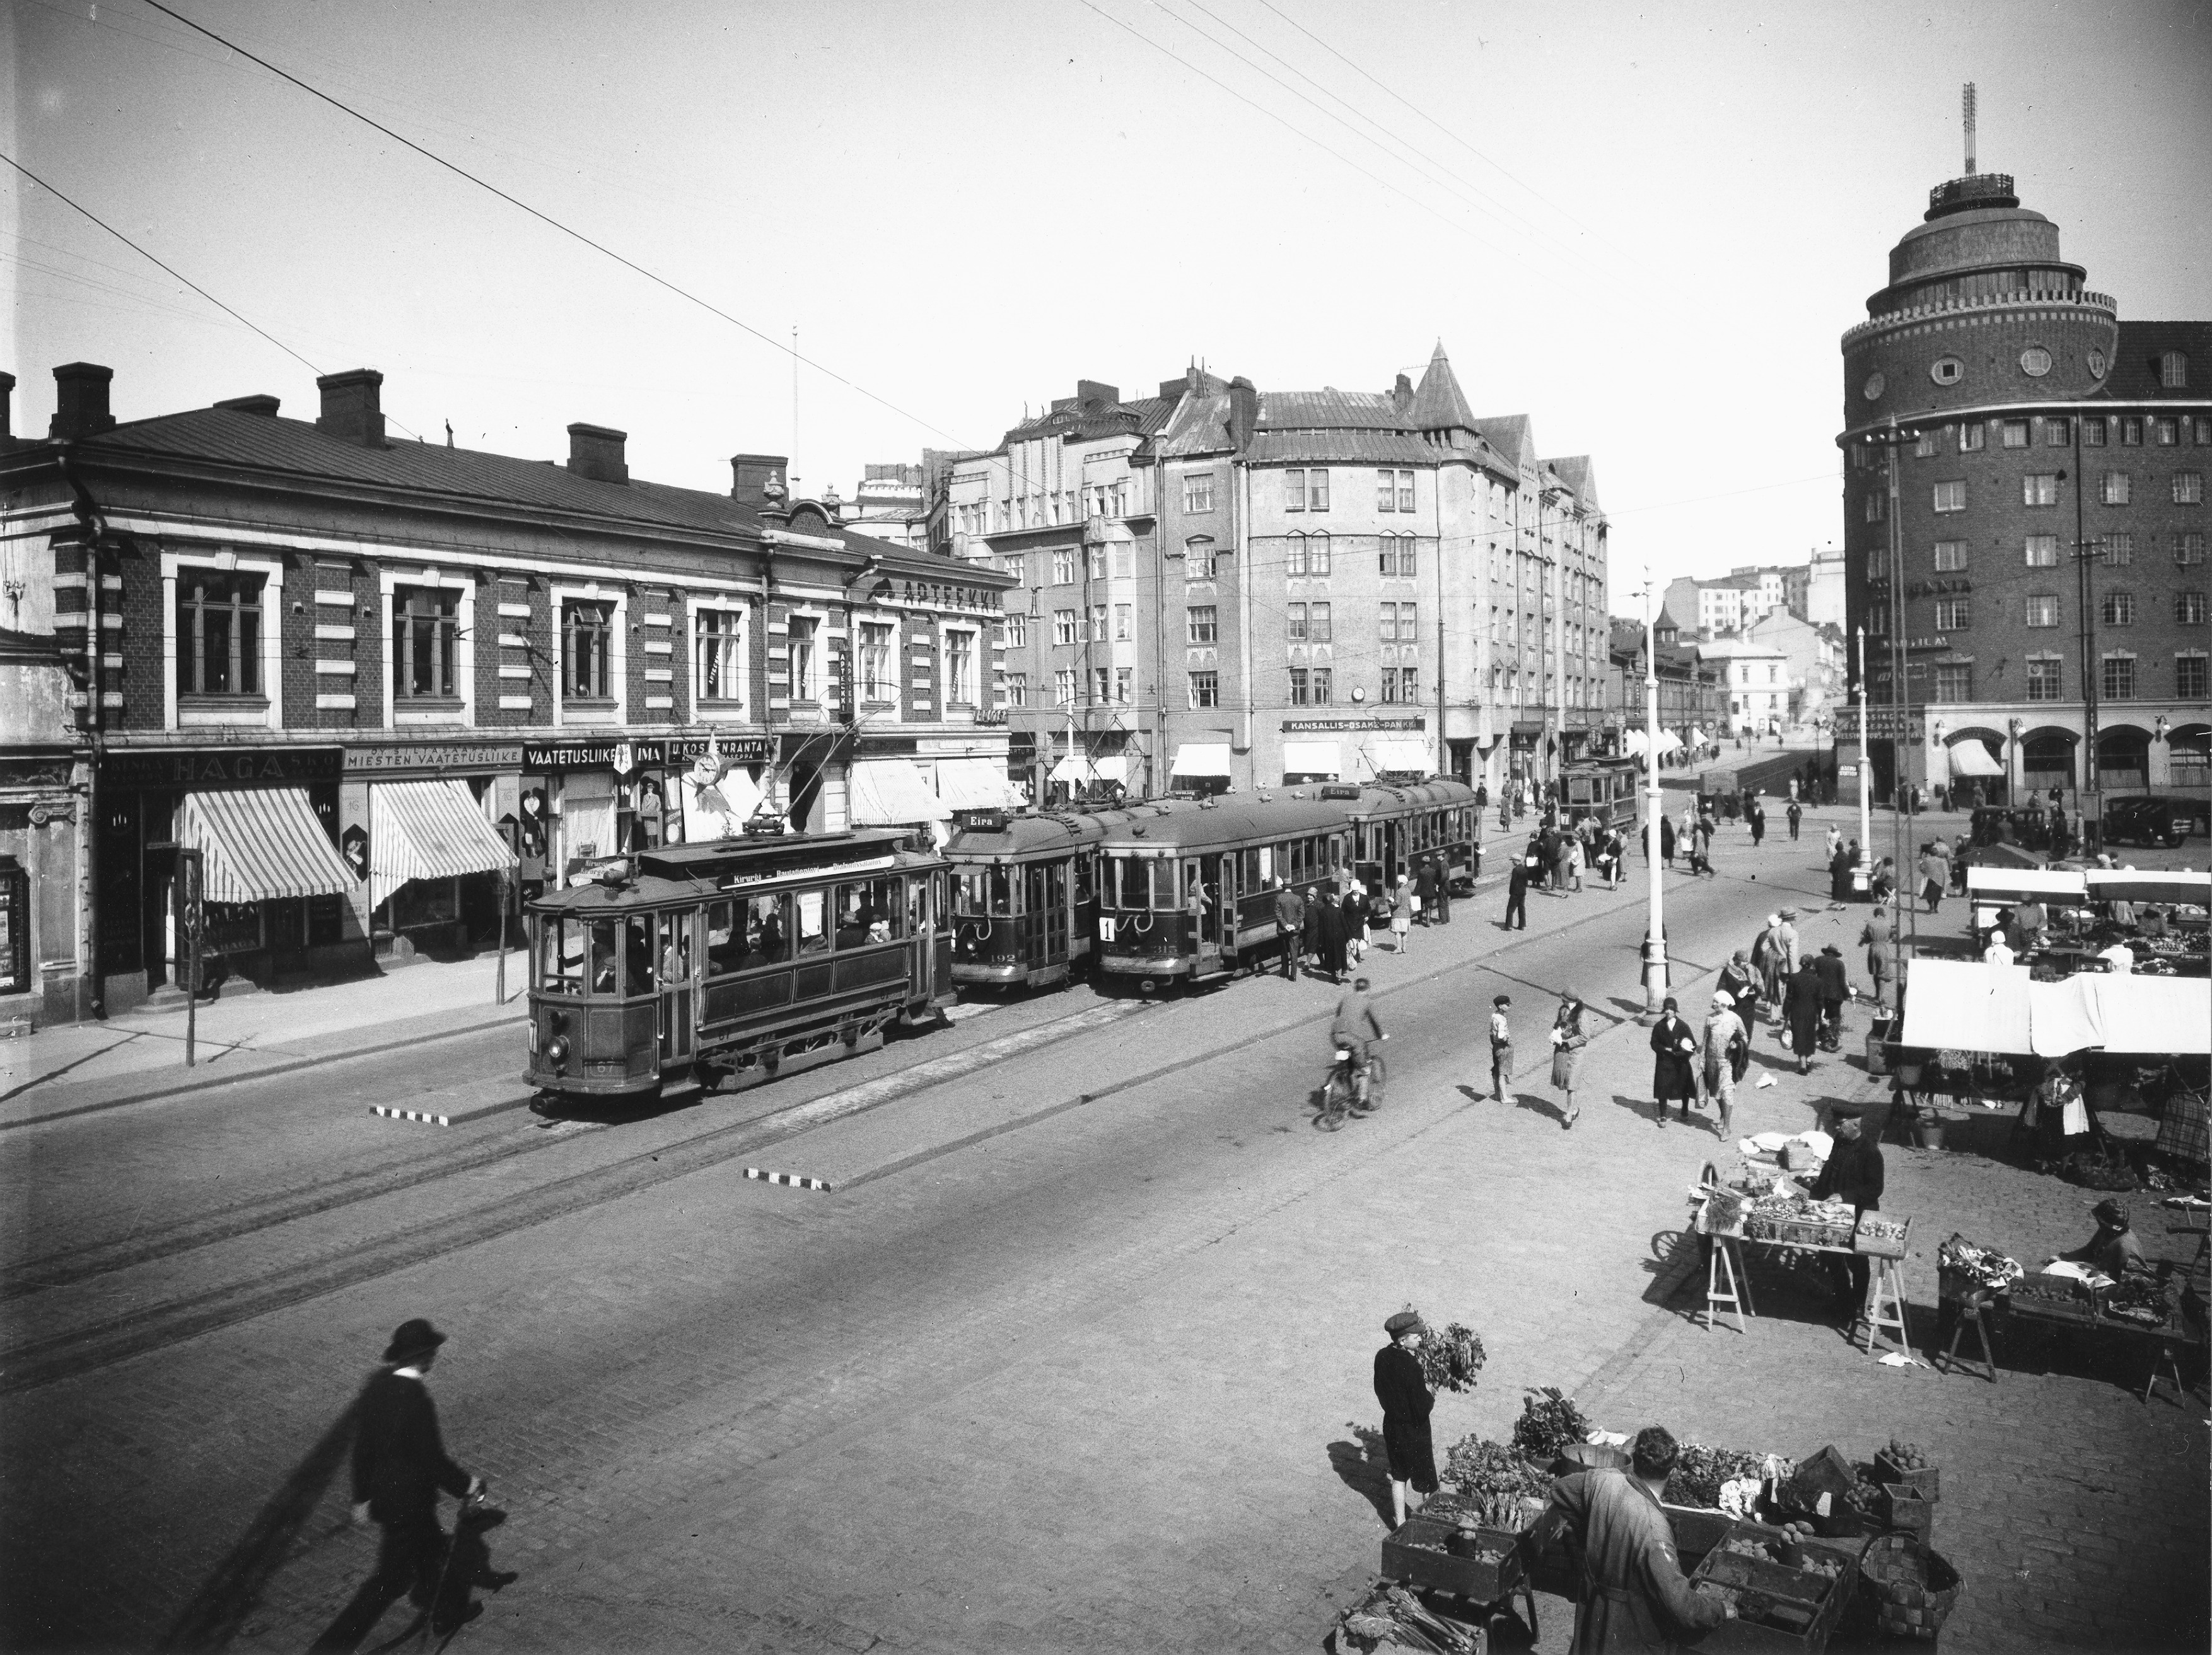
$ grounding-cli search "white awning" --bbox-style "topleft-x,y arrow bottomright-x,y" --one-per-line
847,759 -> 952,826
1282,739 -> 1341,778
1902,959 -> 2211,1056
369,779 -> 516,910
1093,756 -> 1128,783
1358,737 -> 1429,778
1171,742 -> 1235,779
1048,755 -> 1095,785
936,757 -> 1023,811
2086,869 -> 2212,908
674,759 -> 764,843
1964,867 -> 2087,899
1945,739 -> 2005,778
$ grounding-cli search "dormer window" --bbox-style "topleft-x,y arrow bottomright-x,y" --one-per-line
2160,351 -> 2189,389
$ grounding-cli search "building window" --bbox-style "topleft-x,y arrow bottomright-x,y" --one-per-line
1933,480 -> 1966,513
1086,545 -> 1107,581
1309,666 -> 1332,704
1090,604 -> 1107,642
2000,418 -> 2030,448
1188,605 -> 1218,645
177,571 -> 264,698
2102,471 -> 2131,506
2195,418 -> 2212,446
1285,469 -> 1305,512
786,616 -> 818,701
1377,470 -> 1398,512
1188,671 -> 1219,709
697,607 -> 746,703
2102,655 -> 2136,700
1285,533 -> 1308,577
946,630 -> 975,706
2046,417 -> 2071,447
2023,534 -> 2058,567
1933,664 -> 1972,703
1054,669 -> 1075,706
1380,602 -> 1417,643
1301,468 -> 1329,511
1288,666 -> 1312,706
2023,473 -> 2059,507
1001,671 -> 1027,708
1380,666 -> 1418,703
2025,657 -> 2061,701
1114,602 -> 1132,641
1286,602 -> 1307,643
564,600 -> 613,700
1183,472 -> 1216,514
2180,655 -> 2209,699
2180,532 -> 2207,566
392,587 -> 459,700
1957,422 -> 1984,452
1090,667 -> 1109,704
1397,471 -> 1416,512
2104,532 -> 2133,565
2157,418 -> 2180,447
2100,591 -> 2135,627
1933,357 -> 1965,387
1309,600 -> 1332,643
1110,479 -> 1130,517
2121,417 -> 2143,446
1185,542 -> 1217,582
1052,609 -> 1076,646
2177,471 -> 2206,505
2083,417 -> 2107,447
1114,666 -> 1132,703
2177,592 -> 2208,625
1303,533 -> 1330,576
1914,430 -> 1936,459
1052,549 -> 1075,585
1380,534 -> 1417,577
2025,593 -> 2060,628
1933,540 -> 1967,571
1935,599 -> 1969,631
2161,351 -> 2189,389
1004,611 -> 1027,648
1863,493 -> 1885,523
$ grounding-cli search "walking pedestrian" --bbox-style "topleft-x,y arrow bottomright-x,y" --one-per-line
1824,822 -> 1843,862
1752,915 -> 1783,1004
1860,906 -> 1895,1010
1659,812 -> 1677,867
1786,798 -> 1803,841
313,1320 -> 486,1652
1783,957 -> 1822,1074
1273,879 -> 1305,980
1748,800 -> 1766,847
1489,994 -> 1513,1102
1918,843 -> 1948,914
1505,855 -> 1531,931
1551,989 -> 1590,1129
1774,908 -> 1802,976
1650,998 -> 1699,1129
1373,1312 -> 1437,1530
1390,875 -> 1415,952
1814,943 -> 1850,1049
1716,949 -> 1759,1027
1701,991 -> 1747,1139
1342,882 -> 1370,966
1520,1427 -> 1732,1650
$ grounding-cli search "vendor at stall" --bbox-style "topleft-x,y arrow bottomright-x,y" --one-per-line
2098,938 -> 2136,975
2013,895 -> 2048,951
1373,1312 -> 1437,1531
1797,1114 -> 1885,1321
2058,1198 -> 2153,1278
2139,904 -> 2170,942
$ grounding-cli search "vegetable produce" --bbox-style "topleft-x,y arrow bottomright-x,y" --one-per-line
1414,1321 -> 1490,1394
1884,1439 -> 1929,1471
1443,1436 -> 1553,1506
1510,1387 -> 1592,1463
1663,1444 -> 1785,1510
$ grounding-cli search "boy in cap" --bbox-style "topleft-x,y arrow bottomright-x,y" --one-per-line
1489,995 -> 1513,1102
1373,1312 -> 1436,1529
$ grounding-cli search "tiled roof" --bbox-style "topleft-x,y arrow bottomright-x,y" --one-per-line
1546,454 -> 1601,511
2096,321 -> 2212,402
1470,414 -> 1537,471
1243,430 -> 1437,466
1257,389 -> 1411,431
1411,343 -> 1478,433
1001,395 -> 1177,446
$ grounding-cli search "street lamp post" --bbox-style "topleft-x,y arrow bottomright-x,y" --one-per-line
1864,418 -> 1920,1004
1639,571 -> 1667,1022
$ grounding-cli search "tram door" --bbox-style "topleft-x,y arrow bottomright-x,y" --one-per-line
1044,862 -> 1069,966
656,911 -> 695,1065
1212,852 -> 1238,956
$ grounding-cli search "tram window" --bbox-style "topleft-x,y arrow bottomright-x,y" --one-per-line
795,890 -> 829,954
659,915 -> 690,984
831,884 -> 866,950
1111,855 -> 1143,909
1047,862 -> 1068,911
542,917 -> 587,995
1151,858 -> 1177,910
1241,848 -> 1261,890
746,893 -> 788,962
622,915 -> 656,994
955,871 -> 986,916
1257,845 -> 1274,884
991,865 -> 1017,915
867,877 -> 904,941
706,901 -> 740,974
1074,853 -> 1095,904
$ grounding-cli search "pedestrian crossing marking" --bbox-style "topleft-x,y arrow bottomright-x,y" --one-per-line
745,1166 -> 834,1191
373,1104 -> 455,1126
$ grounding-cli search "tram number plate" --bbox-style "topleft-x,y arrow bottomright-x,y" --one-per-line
1098,917 -> 1117,942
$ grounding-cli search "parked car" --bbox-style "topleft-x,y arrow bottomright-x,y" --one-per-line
2102,795 -> 2204,849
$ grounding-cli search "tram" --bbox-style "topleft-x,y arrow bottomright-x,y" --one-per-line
942,802 -> 1182,990
523,829 -> 953,1102
1559,757 -> 1643,834
1093,779 -> 1479,992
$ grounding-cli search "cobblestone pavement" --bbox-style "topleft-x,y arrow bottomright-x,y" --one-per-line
0,802 -> 2203,1654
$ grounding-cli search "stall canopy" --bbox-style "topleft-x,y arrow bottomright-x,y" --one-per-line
2086,869 -> 2212,908
175,787 -> 358,905
1945,739 -> 2005,779
1283,739 -> 1342,778
847,759 -> 952,828
370,779 -> 517,910
1964,866 -> 2085,901
936,757 -> 1024,811
1358,737 -> 1430,778
1902,958 -> 2212,1056
1171,743 -> 1235,780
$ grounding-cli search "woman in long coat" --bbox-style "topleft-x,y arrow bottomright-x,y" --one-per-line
1341,883 -> 1368,964
1783,958 -> 1824,1074
1658,813 -> 1677,867
1551,990 -> 1591,1130
1649,998 -> 1699,1128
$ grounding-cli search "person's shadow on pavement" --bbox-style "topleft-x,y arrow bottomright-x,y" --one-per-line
1325,1424 -> 1399,1528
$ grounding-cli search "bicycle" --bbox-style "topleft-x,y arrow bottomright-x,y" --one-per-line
1318,1042 -> 1387,1130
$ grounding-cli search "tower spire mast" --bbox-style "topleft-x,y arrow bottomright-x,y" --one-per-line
1963,82 -> 1977,173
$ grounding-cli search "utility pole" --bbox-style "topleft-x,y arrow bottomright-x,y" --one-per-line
1856,626 -> 1872,861
2070,412 -> 2102,850
1864,417 -> 1921,1004
1639,568 -> 1667,1022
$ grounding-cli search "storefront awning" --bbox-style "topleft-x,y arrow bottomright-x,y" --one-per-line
1171,743 -> 1235,780
937,757 -> 1023,811
1945,739 -> 2005,779
1093,755 -> 1128,785
1358,737 -> 1430,778
1282,739 -> 1341,778
1048,754 -> 1095,785
371,779 -> 517,910
847,759 -> 952,828
2086,869 -> 2212,908
176,787 -> 358,905
1902,959 -> 2212,1056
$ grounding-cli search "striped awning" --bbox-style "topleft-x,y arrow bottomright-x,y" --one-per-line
175,787 -> 358,905
370,779 -> 517,909
847,759 -> 952,828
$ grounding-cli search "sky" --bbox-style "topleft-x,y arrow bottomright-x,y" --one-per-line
6,0 -> 2210,608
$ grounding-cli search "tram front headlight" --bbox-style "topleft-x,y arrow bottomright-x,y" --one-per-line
544,1034 -> 570,1069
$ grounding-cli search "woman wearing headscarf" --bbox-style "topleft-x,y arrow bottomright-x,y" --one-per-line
1649,998 -> 1699,1129
1551,989 -> 1591,1130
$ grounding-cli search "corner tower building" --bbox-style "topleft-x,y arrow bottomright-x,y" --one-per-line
1838,144 -> 2209,811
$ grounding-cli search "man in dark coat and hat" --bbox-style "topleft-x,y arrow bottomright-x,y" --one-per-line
1373,1311 -> 1436,1529
1813,944 -> 1851,1050
314,1319 -> 485,1650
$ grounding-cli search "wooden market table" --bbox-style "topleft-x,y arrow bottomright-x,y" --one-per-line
1689,1165 -> 1911,1359
1981,1277 -> 2205,1405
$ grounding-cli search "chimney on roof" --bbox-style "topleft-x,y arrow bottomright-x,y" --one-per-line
1392,373 -> 1414,415
0,371 -> 13,442
315,369 -> 386,447
566,423 -> 629,484
1227,376 -> 1258,447
730,452 -> 789,512
1076,379 -> 1120,408
214,394 -> 281,418
50,363 -> 117,440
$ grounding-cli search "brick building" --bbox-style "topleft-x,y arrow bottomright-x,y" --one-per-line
0,365 -> 1011,1019
1839,165 -> 2210,806
950,348 -> 1610,798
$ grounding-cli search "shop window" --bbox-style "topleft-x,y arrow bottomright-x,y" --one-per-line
177,571 -> 264,698
696,608 -> 745,703
563,601 -> 614,701
392,587 -> 460,700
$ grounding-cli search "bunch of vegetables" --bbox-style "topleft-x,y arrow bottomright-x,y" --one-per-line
1443,1436 -> 1552,1506
1414,1321 -> 1489,1394
1662,1444 -> 1777,1511
1510,1387 -> 1592,1464
1883,1439 -> 1930,1471
2100,1275 -> 2170,1328
1937,1235 -> 2022,1289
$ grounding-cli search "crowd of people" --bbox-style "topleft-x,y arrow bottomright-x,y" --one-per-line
1272,853 -> 1462,986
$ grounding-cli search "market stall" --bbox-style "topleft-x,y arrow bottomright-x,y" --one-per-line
1899,959 -> 2212,1058
1689,1161 -> 1911,1358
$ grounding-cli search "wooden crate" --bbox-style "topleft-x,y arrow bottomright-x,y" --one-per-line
1379,1514 -> 1526,1603
1689,1541 -> 1853,1654
1872,1451 -> 1940,1502
1877,1485 -> 1934,1540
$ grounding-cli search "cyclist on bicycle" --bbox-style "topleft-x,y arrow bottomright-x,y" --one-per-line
1330,976 -> 1386,1112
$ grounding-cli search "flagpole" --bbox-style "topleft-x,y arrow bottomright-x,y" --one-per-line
1640,570 -> 1667,1022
